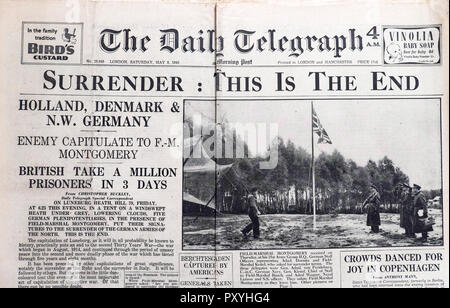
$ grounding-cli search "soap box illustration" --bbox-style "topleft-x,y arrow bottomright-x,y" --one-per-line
383,25 -> 441,65
22,22 -> 83,64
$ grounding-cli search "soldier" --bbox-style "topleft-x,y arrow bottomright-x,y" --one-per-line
362,184 -> 381,233
399,184 -> 414,237
412,184 -> 431,242
241,187 -> 260,239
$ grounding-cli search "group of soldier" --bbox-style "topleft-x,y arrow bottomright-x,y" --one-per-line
362,183 -> 433,242
240,184 -> 433,242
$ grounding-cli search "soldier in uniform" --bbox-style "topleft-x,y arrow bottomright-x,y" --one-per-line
362,184 -> 381,233
411,184 -> 431,242
241,187 -> 260,239
399,184 -> 414,237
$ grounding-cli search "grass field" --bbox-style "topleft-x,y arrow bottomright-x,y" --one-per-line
183,209 -> 443,250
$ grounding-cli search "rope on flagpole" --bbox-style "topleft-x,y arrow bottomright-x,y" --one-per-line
311,101 -> 317,230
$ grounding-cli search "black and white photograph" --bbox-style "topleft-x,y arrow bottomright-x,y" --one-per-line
183,99 -> 444,250
1,0 -> 448,291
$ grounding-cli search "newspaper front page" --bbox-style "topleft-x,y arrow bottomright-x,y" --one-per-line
0,0 -> 448,291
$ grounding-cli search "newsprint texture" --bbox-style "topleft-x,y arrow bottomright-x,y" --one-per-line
0,0 -> 448,289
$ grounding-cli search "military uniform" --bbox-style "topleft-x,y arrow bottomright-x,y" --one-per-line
242,194 -> 260,239
399,195 -> 407,229
412,190 -> 432,241
400,188 -> 414,237
363,187 -> 381,233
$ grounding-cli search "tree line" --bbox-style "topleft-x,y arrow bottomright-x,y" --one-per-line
217,137 -> 439,215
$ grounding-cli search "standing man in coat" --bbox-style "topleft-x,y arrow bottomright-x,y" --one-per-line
241,187 -> 261,239
412,184 -> 431,242
399,184 -> 414,237
362,184 -> 382,233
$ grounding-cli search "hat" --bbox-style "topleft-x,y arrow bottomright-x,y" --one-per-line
413,184 -> 422,190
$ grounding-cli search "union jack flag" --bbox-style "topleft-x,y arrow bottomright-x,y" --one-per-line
312,107 -> 332,144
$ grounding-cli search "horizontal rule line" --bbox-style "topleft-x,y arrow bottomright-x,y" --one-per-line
22,63 -> 215,68
19,93 -> 212,98
214,94 -> 443,98
19,94 -> 442,99
218,64 -> 383,68
20,62 -> 442,68
21,63 -> 400,68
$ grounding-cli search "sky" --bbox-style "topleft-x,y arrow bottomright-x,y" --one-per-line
186,99 -> 442,190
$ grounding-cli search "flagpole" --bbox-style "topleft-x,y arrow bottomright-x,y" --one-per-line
311,101 -> 316,230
